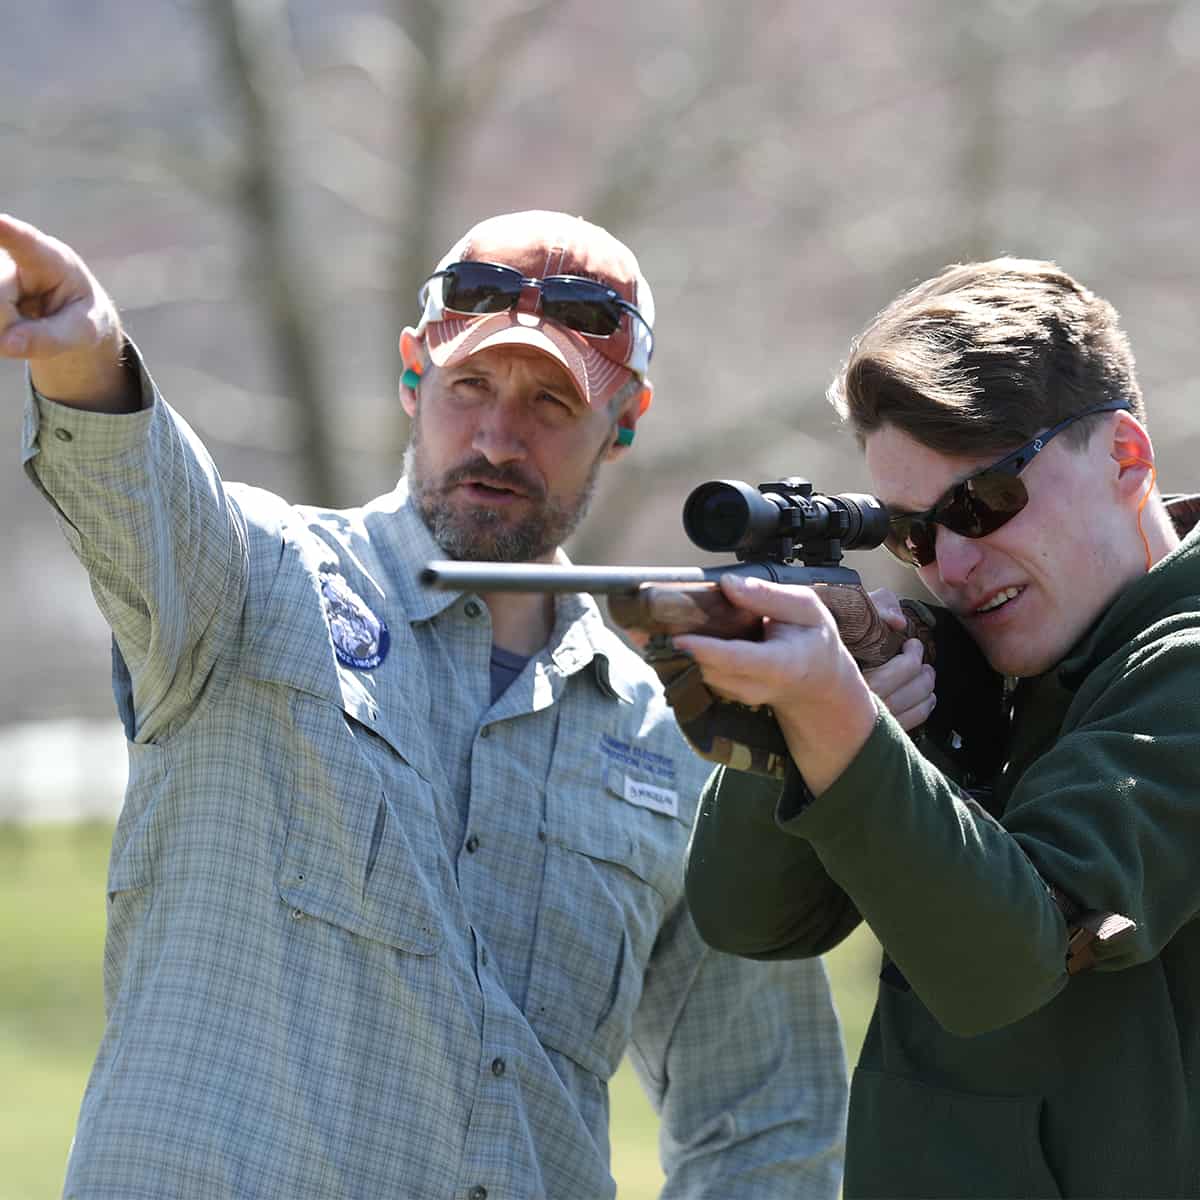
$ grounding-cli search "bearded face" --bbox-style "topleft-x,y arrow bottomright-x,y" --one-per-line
404,409 -> 606,563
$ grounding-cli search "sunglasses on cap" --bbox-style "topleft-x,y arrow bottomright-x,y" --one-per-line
885,402 -> 1131,567
420,260 -> 654,356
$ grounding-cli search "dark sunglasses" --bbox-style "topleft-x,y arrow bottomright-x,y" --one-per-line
421,260 -> 654,352
885,402 -> 1130,567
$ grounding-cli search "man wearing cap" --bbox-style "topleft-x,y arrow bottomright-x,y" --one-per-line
1,210 -> 847,1199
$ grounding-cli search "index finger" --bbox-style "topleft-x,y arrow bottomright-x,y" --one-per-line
0,214 -> 61,270
717,574 -> 830,627
0,249 -> 19,339
0,214 -> 37,251
0,248 -> 16,300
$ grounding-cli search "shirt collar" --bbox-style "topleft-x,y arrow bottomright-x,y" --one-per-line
362,477 -> 460,623
367,478 -> 636,703
548,589 -> 637,703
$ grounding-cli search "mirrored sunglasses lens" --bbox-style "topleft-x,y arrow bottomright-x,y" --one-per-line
443,265 -> 521,314
541,280 -> 621,335
885,519 -> 935,566
542,300 -> 620,336
942,473 -> 1028,538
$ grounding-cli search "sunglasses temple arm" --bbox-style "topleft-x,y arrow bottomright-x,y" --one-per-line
418,269 -> 450,308
616,299 -> 654,359
617,299 -> 652,334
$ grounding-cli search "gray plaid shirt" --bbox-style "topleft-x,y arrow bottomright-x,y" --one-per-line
23,350 -> 847,1200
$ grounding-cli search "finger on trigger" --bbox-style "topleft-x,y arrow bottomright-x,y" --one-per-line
671,630 -> 739,662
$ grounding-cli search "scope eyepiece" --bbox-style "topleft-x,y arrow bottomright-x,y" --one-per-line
681,477 -> 890,559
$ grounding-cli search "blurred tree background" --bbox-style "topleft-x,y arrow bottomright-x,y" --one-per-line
3,0 -> 1200,1195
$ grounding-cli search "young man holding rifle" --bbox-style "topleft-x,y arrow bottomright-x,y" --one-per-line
681,257 -> 1200,1198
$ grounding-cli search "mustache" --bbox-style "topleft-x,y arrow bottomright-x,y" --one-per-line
440,457 -> 546,500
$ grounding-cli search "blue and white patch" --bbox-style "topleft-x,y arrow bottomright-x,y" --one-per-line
319,572 -> 390,670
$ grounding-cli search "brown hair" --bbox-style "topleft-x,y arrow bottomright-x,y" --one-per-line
828,258 -> 1144,455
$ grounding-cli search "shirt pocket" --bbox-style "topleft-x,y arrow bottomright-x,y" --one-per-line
846,1069 -> 1062,1198
240,562 -> 447,956
275,689 -> 445,956
524,768 -> 684,1080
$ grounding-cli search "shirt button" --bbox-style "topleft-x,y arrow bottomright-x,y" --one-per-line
480,947 -> 489,966
291,908 -> 305,920
479,726 -> 491,739
469,1188 -> 488,1200
464,600 -> 482,618
465,834 -> 480,854
490,1057 -> 506,1077
54,427 -> 73,442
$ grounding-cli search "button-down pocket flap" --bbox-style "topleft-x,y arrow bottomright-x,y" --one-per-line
241,562 -> 433,782
331,668 -> 434,784
279,791 -> 443,955
277,696 -> 444,955
527,767 -> 682,1080
546,769 -> 684,899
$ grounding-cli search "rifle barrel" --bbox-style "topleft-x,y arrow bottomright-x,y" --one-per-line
420,562 -> 711,593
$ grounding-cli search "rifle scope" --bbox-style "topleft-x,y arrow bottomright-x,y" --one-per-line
682,477 -> 891,558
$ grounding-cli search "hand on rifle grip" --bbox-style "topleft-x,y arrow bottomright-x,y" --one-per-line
804,581 -> 932,659
855,588 -> 938,733
607,582 -> 762,641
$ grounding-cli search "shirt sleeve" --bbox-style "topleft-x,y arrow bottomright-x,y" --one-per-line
771,622 -> 1200,1037
781,710 -> 1071,1036
627,891 -> 848,1199
21,342 -> 248,744
685,765 -> 862,959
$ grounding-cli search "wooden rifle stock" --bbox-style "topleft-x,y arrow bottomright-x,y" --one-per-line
420,561 -> 932,669
610,581 -> 928,668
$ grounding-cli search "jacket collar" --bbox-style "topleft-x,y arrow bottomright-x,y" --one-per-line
1057,494 -> 1200,690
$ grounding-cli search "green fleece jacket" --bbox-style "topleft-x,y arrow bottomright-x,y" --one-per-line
685,519 -> 1200,1199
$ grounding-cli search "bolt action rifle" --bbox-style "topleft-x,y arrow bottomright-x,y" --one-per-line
421,478 -> 936,778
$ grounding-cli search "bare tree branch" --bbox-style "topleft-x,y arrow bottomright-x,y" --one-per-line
203,0 -> 342,504
388,0 -> 568,445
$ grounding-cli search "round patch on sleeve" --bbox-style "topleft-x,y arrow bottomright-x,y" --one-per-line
319,571 -> 391,670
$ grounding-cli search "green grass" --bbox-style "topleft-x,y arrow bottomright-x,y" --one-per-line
0,823 -> 880,1200
1,823 -> 112,1200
